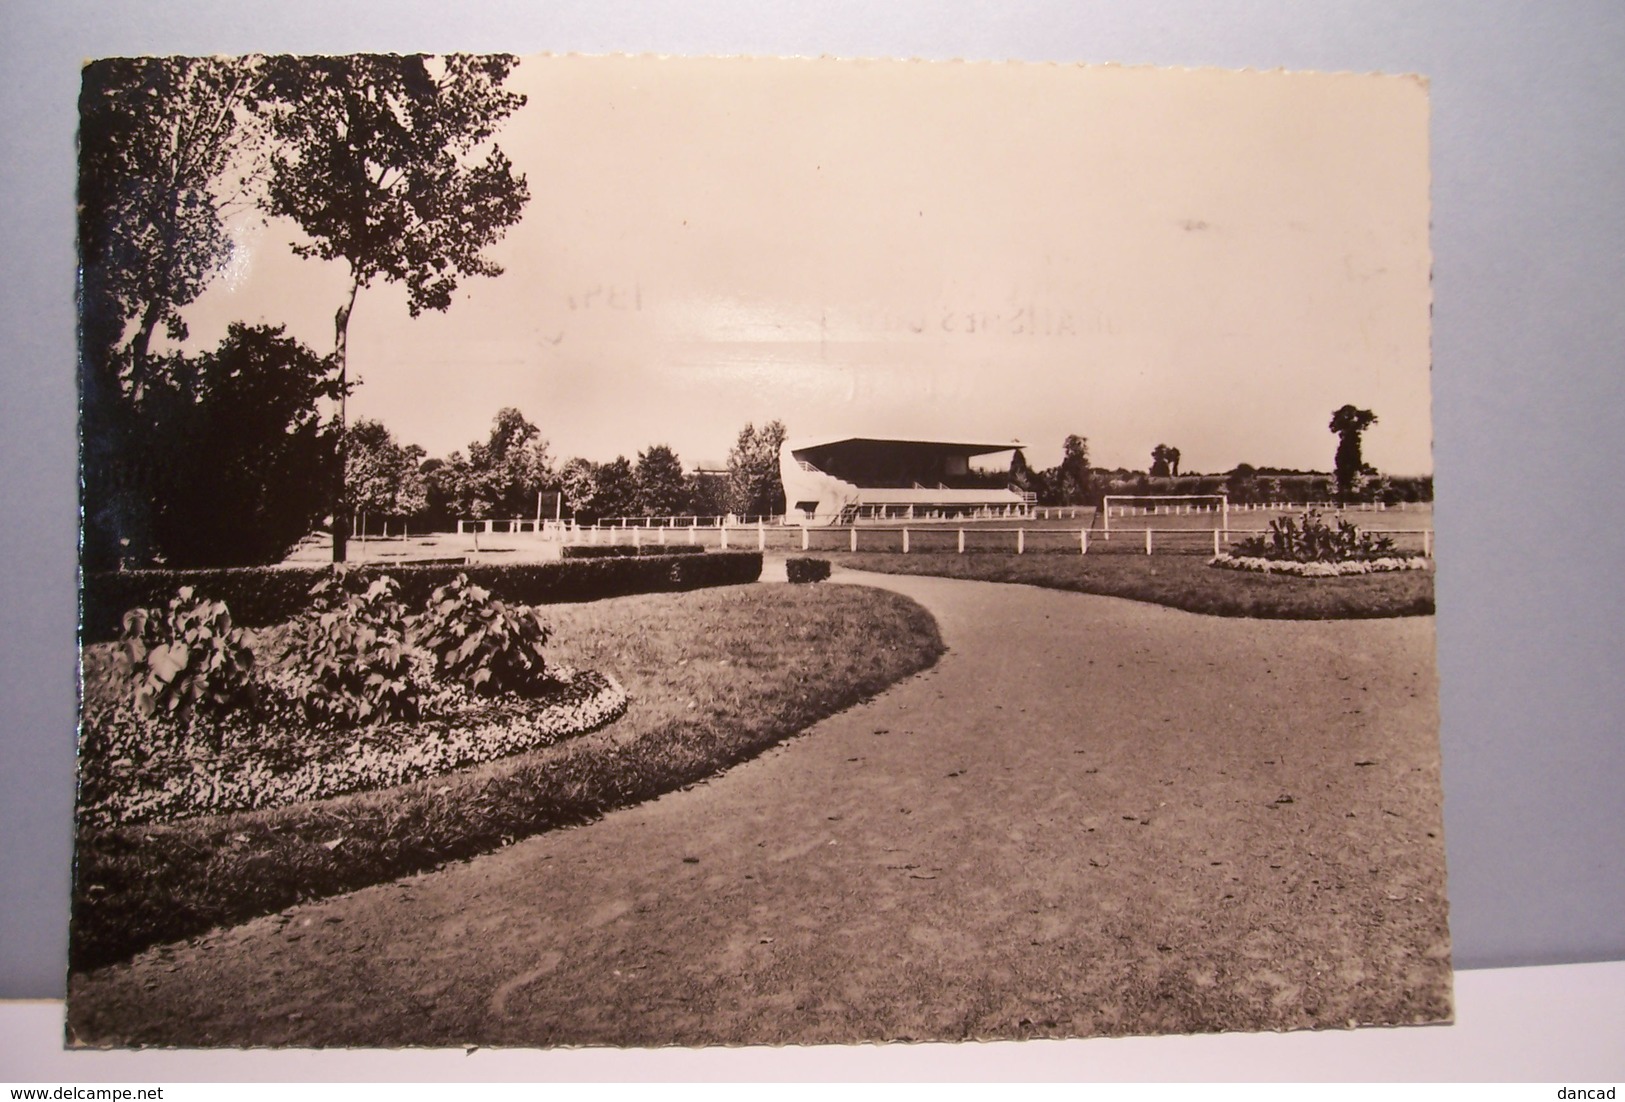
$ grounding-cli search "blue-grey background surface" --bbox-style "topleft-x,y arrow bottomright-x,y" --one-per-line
2,1 -> 1622,1000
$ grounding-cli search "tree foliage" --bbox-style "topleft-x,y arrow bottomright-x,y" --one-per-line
1150,443 -> 1181,478
1008,449 -> 1044,499
79,56 -> 270,570
1329,405 -> 1379,498
421,409 -> 556,521
258,53 -> 531,557
1056,434 -> 1094,504
635,445 -> 691,517
136,325 -> 341,568
593,457 -> 638,522
345,419 -> 428,532
465,408 -> 554,518
559,456 -> 637,524
260,54 -> 529,323
726,420 -> 788,517
79,56 -> 266,391
1029,434 -> 1094,506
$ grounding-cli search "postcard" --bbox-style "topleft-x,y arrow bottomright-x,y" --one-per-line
69,53 -> 1444,1047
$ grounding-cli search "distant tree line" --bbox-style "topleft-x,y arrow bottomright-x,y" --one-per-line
338,412 -> 790,535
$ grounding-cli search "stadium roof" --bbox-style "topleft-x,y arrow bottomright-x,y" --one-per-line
787,435 -> 1025,456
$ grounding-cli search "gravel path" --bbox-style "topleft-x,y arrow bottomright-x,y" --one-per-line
69,571 -> 1449,1046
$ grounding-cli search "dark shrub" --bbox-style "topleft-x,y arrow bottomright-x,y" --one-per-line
786,557 -> 832,584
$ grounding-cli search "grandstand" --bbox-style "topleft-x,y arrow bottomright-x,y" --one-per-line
780,435 -> 1030,526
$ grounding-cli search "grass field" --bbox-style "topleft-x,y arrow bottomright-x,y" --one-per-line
835,551 -> 1434,619
71,583 -> 944,971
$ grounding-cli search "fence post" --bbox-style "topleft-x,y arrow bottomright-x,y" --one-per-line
850,526 -> 857,553
1213,529 -> 1221,557
958,529 -> 965,555
1080,529 -> 1088,555
902,528 -> 910,554
758,521 -> 765,551
1017,528 -> 1025,554
720,525 -> 729,549
1145,529 -> 1153,555
801,527 -> 809,551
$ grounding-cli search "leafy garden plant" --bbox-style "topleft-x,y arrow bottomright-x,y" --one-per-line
413,573 -> 553,697
115,587 -> 257,723
281,569 -> 429,726
1230,509 -> 1401,564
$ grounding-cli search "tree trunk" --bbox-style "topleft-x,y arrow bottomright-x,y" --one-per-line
127,300 -> 164,399
330,275 -> 362,562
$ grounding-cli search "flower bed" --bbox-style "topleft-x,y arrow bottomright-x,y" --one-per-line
77,665 -> 627,828
1209,552 -> 1430,577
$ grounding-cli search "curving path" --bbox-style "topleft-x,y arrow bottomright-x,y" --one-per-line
69,570 -> 1449,1046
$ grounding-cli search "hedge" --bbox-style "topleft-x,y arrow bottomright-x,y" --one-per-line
82,552 -> 764,642
786,557 -> 832,584
559,544 -> 707,560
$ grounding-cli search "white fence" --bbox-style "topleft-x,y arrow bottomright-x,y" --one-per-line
447,501 -> 1433,558
535,522 -> 1434,558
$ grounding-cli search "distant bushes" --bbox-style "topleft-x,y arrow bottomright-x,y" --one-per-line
559,544 -> 707,560
83,552 -> 763,642
1089,470 -> 1432,507
786,557 -> 832,584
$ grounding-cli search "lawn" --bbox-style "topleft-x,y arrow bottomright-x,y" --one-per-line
71,582 -> 944,971
835,551 -> 1434,618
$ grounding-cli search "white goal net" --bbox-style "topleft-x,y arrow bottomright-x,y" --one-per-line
1095,494 -> 1229,532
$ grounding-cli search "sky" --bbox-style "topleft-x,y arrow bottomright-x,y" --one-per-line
178,55 -> 1433,474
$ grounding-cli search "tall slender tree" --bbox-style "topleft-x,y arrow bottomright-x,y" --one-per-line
260,54 -> 531,560
79,56 -> 269,568
1329,405 -> 1379,498
79,56 -> 267,393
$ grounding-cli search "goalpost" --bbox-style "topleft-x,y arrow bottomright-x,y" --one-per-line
1095,494 -> 1229,535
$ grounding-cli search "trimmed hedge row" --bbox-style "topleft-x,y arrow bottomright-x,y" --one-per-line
559,543 -> 707,560
82,552 -> 764,642
786,557 -> 832,584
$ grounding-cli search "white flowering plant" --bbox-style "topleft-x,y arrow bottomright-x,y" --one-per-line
78,664 -> 626,827
1209,552 -> 1430,577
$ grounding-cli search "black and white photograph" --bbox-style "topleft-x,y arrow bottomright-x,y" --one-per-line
67,52 -> 1447,1047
